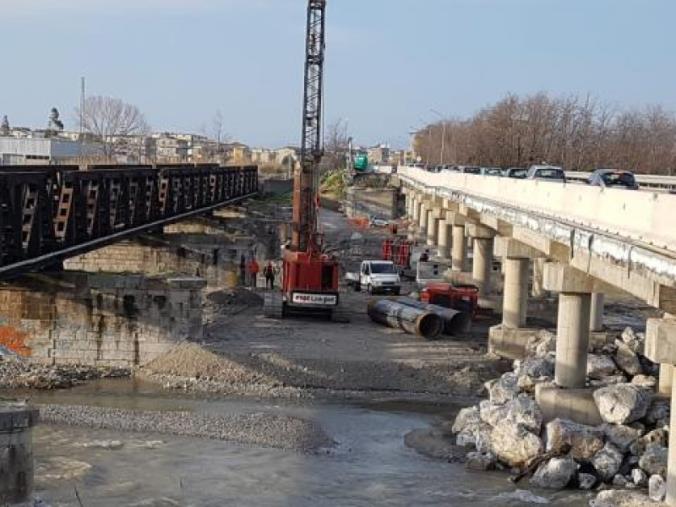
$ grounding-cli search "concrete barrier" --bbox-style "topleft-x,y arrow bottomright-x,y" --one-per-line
0,403 -> 39,505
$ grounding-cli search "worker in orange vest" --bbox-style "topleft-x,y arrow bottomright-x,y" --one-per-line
247,258 -> 260,289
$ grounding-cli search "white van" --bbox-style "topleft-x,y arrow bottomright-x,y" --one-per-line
356,260 -> 401,295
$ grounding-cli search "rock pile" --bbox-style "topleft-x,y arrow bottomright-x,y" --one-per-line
0,355 -> 129,390
452,327 -> 669,503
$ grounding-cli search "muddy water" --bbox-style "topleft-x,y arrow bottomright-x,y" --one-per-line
18,380 -> 589,506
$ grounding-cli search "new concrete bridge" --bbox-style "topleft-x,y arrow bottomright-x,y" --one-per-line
395,165 -> 676,504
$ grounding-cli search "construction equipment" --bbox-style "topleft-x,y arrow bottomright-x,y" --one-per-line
381,238 -> 412,270
264,0 -> 347,321
419,282 -> 479,318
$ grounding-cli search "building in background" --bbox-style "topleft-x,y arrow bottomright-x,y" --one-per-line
367,144 -> 391,165
0,136 -> 101,165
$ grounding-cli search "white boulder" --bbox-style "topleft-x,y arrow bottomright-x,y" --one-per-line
593,383 -> 651,424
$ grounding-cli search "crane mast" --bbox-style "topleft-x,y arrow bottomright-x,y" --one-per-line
292,0 -> 326,253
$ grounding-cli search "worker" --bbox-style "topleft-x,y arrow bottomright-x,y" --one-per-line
420,249 -> 430,262
239,254 -> 247,285
263,261 -> 276,289
247,257 -> 260,289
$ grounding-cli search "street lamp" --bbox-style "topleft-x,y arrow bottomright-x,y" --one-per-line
430,109 -> 446,165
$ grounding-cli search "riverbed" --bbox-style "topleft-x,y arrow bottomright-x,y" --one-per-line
9,379 -> 592,506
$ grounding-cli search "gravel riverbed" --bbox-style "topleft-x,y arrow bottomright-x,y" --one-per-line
39,403 -> 334,452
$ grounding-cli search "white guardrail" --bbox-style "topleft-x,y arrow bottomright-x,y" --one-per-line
397,165 -> 676,255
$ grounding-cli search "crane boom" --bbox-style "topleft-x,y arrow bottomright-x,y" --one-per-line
292,0 -> 326,253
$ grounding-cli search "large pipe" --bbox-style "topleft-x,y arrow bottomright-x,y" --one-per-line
367,300 -> 443,339
396,297 -> 471,336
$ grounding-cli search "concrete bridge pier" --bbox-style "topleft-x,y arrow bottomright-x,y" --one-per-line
411,196 -> 421,223
427,207 -> 443,247
645,318 -> 676,505
531,258 -> 548,298
535,264 -> 602,426
488,238 -> 546,359
590,292 -> 605,332
436,218 -> 451,260
0,404 -> 39,505
418,201 -> 429,236
465,224 -> 495,297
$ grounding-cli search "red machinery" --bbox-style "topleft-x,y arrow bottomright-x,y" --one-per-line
419,282 -> 479,318
264,0 -> 346,321
382,238 -> 413,270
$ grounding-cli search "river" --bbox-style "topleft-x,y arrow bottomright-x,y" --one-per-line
12,379 -> 590,506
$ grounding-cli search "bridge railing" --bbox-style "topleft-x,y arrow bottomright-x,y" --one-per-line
398,165 -> 676,254
0,164 -> 258,274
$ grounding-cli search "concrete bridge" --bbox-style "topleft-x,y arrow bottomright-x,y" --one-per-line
395,165 -> 676,504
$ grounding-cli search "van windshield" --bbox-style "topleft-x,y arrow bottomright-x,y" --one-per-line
370,263 -> 397,274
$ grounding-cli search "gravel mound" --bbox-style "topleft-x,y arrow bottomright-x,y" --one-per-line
40,404 -> 334,452
141,342 -> 274,385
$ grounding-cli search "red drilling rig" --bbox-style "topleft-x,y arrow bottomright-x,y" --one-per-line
263,0 -> 347,322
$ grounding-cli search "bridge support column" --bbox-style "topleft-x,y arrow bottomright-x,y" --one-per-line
466,224 -> 495,297
534,264 -> 603,426
0,403 -> 39,505
411,196 -> 421,223
437,219 -> 450,260
451,225 -> 467,272
543,264 -> 597,388
532,258 -> 547,298
418,202 -> 429,235
589,292 -> 605,332
489,237 -> 546,359
645,318 -> 676,506
427,207 -> 442,247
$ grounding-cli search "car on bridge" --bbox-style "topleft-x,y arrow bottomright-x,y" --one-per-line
527,165 -> 566,182
480,167 -> 503,176
456,165 -> 481,174
588,169 -> 639,190
502,167 -> 528,179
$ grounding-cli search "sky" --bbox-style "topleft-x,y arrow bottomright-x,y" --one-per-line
1,0 -> 675,148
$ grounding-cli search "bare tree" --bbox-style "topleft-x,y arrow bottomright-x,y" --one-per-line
75,96 -> 150,158
414,92 -> 676,174
320,118 -> 349,173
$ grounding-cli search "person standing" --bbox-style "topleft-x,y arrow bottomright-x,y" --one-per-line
247,258 -> 260,289
264,261 -> 276,289
239,254 -> 247,286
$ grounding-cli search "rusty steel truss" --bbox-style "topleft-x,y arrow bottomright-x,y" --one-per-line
0,164 -> 258,277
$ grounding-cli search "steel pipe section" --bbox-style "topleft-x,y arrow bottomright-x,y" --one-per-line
367,299 -> 443,339
396,297 -> 471,336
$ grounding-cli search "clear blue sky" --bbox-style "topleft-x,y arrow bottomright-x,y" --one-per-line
2,0 -> 675,148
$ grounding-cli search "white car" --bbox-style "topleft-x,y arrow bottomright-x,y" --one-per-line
356,260 -> 401,295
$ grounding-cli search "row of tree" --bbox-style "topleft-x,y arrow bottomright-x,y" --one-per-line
414,93 -> 676,175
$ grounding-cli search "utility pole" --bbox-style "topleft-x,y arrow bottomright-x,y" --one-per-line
431,109 -> 446,165
80,77 -> 86,139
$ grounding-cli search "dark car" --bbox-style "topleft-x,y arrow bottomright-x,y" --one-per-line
457,165 -> 481,174
588,169 -> 639,190
503,167 -> 528,179
527,165 -> 566,182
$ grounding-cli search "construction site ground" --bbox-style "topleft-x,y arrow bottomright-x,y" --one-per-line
139,208 -> 510,403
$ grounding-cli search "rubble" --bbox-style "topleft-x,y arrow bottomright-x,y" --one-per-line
0,356 -> 129,390
449,326 -> 670,503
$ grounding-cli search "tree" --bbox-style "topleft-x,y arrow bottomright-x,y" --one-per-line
75,96 -> 150,157
320,118 -> 349,173
0,115 -> 9,136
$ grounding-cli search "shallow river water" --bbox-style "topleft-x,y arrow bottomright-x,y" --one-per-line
16,380 -> 590,507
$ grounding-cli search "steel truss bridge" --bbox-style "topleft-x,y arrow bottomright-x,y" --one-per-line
0,164 -> 258,277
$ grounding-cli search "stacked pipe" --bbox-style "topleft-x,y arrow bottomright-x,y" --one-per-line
367,299 -> 443,339
396,297 -> 472,335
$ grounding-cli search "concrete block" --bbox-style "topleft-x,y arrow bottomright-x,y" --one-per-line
645,318 -> 676,365
494,237 -> 545,259
465,223 -> 495,239
535,385 -> 603,426
488,325 -> 540,360
543,264 -> 596,293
